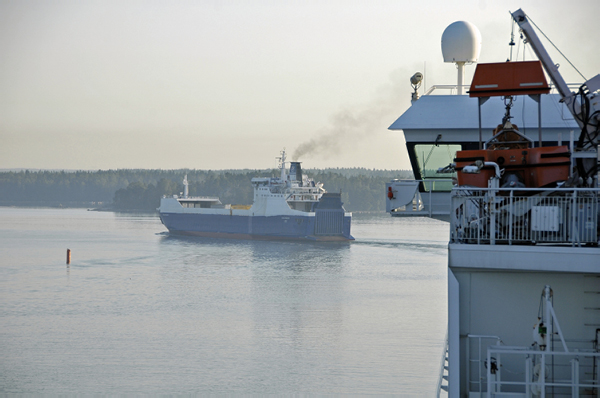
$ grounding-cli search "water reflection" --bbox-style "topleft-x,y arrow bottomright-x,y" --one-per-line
158,234 -> 350,267
154,233 -> 352,391
248,242 -> 347,390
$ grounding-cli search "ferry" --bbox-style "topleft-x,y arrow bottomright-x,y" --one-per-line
443,10 -> 600,397
158,151 -> 354,241
386,10 -> 600,396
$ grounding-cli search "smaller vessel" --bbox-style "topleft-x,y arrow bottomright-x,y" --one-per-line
158,151 -> 354,241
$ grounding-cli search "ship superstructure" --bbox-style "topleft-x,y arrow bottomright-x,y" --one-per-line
439,9 -> 600,397
385,21 -> 579,218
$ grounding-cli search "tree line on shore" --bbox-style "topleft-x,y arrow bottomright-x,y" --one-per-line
0,168 -> 413,212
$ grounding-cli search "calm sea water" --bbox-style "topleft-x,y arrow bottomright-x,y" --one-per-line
0,207 -> 448,395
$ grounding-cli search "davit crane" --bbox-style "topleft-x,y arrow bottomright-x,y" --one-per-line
512,9 -> 600,186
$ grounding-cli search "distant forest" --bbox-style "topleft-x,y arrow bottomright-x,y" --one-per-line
0,168 -> 413,212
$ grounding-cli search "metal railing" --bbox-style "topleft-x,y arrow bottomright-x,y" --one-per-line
423,83 -> 583,96
485,346 -> 600,397
450,187 -> 600,246
467,335 -> 503,396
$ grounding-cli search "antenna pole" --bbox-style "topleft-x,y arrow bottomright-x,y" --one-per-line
457,62 -> 465,95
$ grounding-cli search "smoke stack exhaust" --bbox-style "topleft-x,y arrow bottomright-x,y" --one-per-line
289,162 -> 303,186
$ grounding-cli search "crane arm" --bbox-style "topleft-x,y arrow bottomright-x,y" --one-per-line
511,9 -> 578,121
512,9 -> 600,185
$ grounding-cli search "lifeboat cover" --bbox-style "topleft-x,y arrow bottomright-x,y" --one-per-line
468,61 -> 550,97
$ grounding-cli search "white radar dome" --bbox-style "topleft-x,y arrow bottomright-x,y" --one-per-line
441,21 -> 482,63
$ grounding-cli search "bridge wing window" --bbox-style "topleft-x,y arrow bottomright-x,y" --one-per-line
414,144 -> 460,191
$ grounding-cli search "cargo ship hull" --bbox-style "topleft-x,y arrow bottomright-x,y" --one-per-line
159,210 -> 353,241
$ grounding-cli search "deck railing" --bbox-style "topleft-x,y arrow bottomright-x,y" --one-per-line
485,346 -> 600,397
467,335 -> 503,396
450,187 -> 600,246
423,83 -> 582,96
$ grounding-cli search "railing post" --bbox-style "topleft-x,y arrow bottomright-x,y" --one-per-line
497,351 -> 502,393
526,355 -> 532,398
477,195 -> 481,244
509,190 -> 514,245
571,190 -> 578,246
594,346 -> 600,398
572,358 -> 580,398
466,335 -> 470,394
487,348 -> 492,397
541,353 -> 546,398
429,180 -> 432,218
450,192 -> 455,242
479,337 -> 483,394
596,338 -> 600,398
490,193 -> 496,245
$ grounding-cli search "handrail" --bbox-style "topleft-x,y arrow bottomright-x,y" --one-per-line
450,186 -> 600,246
467,335 -> 502,395
485,347 -> 600,397
422,83 -> 582,96
452,186 -> 600,193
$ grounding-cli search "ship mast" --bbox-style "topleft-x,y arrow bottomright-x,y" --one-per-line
278,150 -> 287,182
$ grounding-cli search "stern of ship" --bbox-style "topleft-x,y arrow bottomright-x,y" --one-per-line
310,193 -> 354,241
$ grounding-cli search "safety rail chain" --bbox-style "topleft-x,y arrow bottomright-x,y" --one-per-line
485,347 -> 600,398
450,187 -> 600,246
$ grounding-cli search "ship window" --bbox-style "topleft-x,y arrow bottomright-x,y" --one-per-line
414,144 -> 460,191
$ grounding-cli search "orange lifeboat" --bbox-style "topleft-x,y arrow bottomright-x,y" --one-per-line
455,61 -> 571,189
455,121 -> 570,188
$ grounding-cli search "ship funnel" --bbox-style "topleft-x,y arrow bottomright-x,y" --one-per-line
289,162 -> 303,186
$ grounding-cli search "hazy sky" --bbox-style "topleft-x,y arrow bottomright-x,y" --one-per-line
1,0 -> 598,170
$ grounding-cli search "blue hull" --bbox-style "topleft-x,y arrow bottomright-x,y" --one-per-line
160,212 -> 353,241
